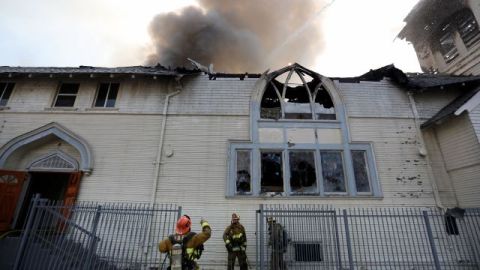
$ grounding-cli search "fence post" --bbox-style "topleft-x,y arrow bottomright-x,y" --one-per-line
84,205 -> 102,270
259,204 -> 264,270
423,210 -> 441,270
333,211 -> 343,270
13,194 -> 42,270
343,209 -> 354,270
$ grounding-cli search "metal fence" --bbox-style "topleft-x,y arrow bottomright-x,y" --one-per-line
14,195 -> 181,270
256,205 -> 480,270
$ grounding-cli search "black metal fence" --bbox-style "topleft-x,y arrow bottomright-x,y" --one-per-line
14,195 -> 181,270
256,205 -> 480,270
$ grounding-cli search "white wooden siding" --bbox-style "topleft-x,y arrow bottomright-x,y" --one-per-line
335,80 -> 413,118
168,76 -> 256,115
434,113 -> 480,207
470,104 -> 480,143
422,129 -> 458,207
413,90 -> 461,120
348,118 -> 435,205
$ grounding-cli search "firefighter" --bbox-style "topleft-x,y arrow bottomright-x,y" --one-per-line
267,217 -> 287,270
159,215 -> 211,270
223,213 -> 248,270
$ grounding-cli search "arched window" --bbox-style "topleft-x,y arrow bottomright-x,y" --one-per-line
260,65 -> 335,120
228,64 -> 380,198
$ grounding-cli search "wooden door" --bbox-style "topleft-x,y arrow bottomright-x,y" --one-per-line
0,170 -> 27,231
60,172 -> 82,222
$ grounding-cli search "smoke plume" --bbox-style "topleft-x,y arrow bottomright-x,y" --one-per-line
146,0 -> 327,73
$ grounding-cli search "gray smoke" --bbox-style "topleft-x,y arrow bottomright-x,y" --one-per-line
146,0 -> 327,73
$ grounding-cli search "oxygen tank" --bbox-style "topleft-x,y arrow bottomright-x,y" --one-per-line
170,243 -> 182,270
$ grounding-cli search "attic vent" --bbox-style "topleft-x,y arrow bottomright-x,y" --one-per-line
28,152 -> 78,172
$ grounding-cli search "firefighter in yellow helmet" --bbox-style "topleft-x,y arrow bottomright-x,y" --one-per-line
223,213 -> 248,270
159,215 -> 211,270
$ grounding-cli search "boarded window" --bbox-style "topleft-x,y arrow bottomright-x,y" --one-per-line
236,150 -> 251,194
261,151 -> 283,193
289,151 -> 317,194
457,10 -> 480,48
0,82 -> 14,106
95,83 -> 119,108
352,150 -> 371,193
321,151 -> 346,193
54,83 -> 79,107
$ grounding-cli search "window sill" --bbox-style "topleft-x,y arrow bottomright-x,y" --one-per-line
226,194 -> 383,200
259,119 -> 340,124
85,107 -> 119,112
44,107 -> 78,111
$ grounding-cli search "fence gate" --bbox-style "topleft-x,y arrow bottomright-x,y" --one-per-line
14,195 -> 181,270
256,204 -> 342,270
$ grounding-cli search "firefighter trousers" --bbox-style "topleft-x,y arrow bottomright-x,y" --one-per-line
227,250 -> 248,270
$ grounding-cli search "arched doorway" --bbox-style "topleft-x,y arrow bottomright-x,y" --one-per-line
0,123 -> 92,231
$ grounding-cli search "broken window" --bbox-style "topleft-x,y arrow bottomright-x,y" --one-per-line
284,86 -> 312,119
261,82 -> 282,119
438,24 -> 459,63
261,151 -> 283,193
289,151 -> 317,194
321,151 -> 346,193
54,83 -> 79,107
352,150 -> 371,193
236,150 -> 251,194
314,86 -> 335,120
457,9 -> 480,48
95,83 -> 119,108
0,82 -> 14,106
260,65 -> 335,120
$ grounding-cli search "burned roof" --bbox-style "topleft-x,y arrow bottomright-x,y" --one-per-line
421,86 -> 480,128
335,64 -> 480,91
0,65 -> 201,78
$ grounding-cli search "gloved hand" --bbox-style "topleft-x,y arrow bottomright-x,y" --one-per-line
225,243 -> 233,252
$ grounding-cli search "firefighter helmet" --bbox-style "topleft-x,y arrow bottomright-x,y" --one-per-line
176,215 -> 192,235
232,213 -> 240,221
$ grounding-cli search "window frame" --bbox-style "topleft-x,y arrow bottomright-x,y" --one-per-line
228,141 -> 380,197
227,65 -> 381,198
52,82 -> 80,108
93,82 -> 120,108
0,82 -> 15,107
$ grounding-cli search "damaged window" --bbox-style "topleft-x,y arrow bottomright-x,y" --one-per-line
321,151 -> 346,193
236,150 -> 251,194
438,24 -> 459,63
457,9 -> 480,48
261,66 -> 335,120
54,83 -> 79,107
352,150 -> 371,193
0,82 -> 14,106
284,86 -> 312,119
261,82 -> 282,119
261,151 -> 284,193
95,83 -> 119,108
314,85 -> 335,120
289,151 -> 317,194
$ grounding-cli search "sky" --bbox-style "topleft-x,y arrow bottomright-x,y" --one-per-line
0,0 -> 421,77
